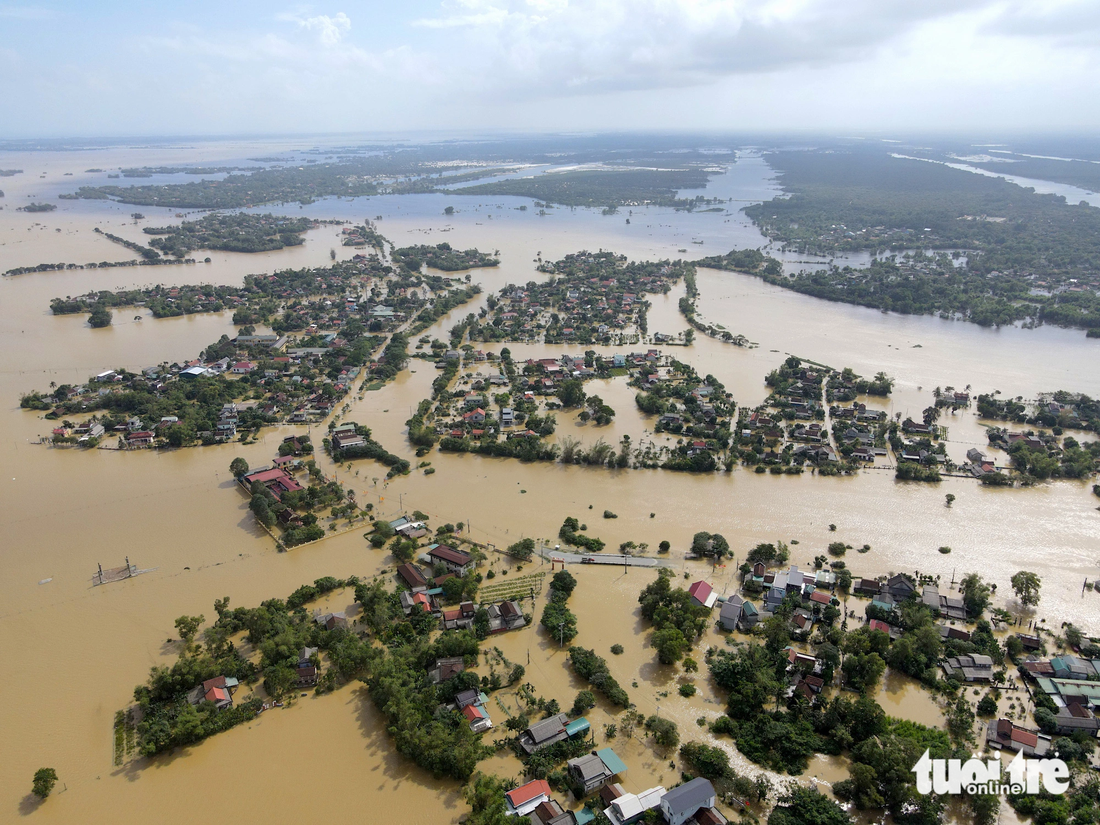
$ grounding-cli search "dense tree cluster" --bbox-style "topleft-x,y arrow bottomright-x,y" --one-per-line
739,149 -> 1100,332
143,213 -> 317,257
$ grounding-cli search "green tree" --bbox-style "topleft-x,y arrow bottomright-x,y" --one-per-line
680,741 -> 732,780
1034,707 -> 1058,735
174,614 -> 205,646
959,573 -> 992,619
690,531 -> 730,558
842,652 -> 886,693
250,492 -> 275,528
31,768 -> 58,800
572,690 -> 596,716
652,627 -> 688,665
506,537 -> 535,561
558,379 -> 586,408
1010,571 -> 1042,607
946,696 -> 976,744
370,519 -> 396,548
174,702 -> 205,743
769,785 -> 852,825
464,772 -> 520,825
164,422 -> 196,448
645,715 -> 680,749
88,303 -> 112,328
229,457 -> 249,477
551,569 -> 577,598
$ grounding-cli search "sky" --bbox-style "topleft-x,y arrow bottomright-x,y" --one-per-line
1,0 -> 1098,138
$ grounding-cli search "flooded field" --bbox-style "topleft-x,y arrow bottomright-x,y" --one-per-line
1,139 -> 1097,823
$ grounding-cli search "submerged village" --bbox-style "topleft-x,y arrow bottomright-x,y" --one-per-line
14,208 -> 1100,825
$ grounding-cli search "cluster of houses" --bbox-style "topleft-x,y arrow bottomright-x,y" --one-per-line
240,465 -> 304,503
964,447 -> 1000,478
719,564 -> 839,635
396,546 -> 527,635
1017,653 -> 1100,735
855,574 -> 968,622
482,252 -> 685,344
45,258 -> 483,440
738,366 -> 891,469
645,369 -> 736,442
504,774 -> 726,825
437,351 -> 665,441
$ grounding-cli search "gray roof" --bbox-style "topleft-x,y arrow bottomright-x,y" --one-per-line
568,754 -> 608,782
455,689 -> 480,708
719,600 -> 742,626
527,713 -> 568,743
661,778 -> 715,816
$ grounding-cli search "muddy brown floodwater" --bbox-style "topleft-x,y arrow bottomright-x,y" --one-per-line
0,142 -> 1096,823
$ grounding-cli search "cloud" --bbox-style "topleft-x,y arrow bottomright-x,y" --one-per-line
983,0 -> 1100,46
278,10 -> 352,45
408,0 -> 1000,98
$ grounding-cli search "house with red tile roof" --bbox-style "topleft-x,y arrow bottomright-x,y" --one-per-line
986,718 -> 1051,757
687,581 -> 717,609
428,544 -> 473,575
505,780 -> 552,816
462,703 -> 492,733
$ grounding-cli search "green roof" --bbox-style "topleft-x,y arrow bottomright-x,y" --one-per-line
1044,678 -> 1100,701
596,747 -> 628,775
566,718 -> 591,737
574,810 -> 595,825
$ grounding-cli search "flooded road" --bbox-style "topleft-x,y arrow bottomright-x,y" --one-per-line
1,140 -> 1097,823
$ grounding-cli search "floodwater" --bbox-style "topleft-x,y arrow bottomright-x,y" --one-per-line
1,140 -> 1098,823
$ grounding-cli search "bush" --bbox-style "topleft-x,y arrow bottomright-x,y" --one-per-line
652,627 -> 688,665
610,644 -> 624,655
506,537 -> 535,560
32,768 -> 57,800
679,683 -> 697,697
977,694 -> 998,717
680,741 -> 731,780
568,646 -> 630,707
541,599 -> 577,644
827,541 -> 847,557
603,510 -> 618,519
572,690 -> 596,715
645,715 -> 680,749
551,569 -> 578,598
1035,707 -> 1058,735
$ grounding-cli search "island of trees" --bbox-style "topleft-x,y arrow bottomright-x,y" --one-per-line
391,242 -> 500,272
142,213 -> 319,256
451,166 -> 720,208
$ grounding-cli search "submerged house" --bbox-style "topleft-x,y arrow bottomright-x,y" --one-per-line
505,779 -> 552,816
567,748 -> 627,794
660,778 -> 724,825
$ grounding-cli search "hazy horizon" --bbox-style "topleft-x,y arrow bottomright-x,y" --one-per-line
2,0 -> 1098,140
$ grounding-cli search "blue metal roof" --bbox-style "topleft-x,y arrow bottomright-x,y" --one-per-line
565,718 -> 590,736
596,747 -> 627,775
